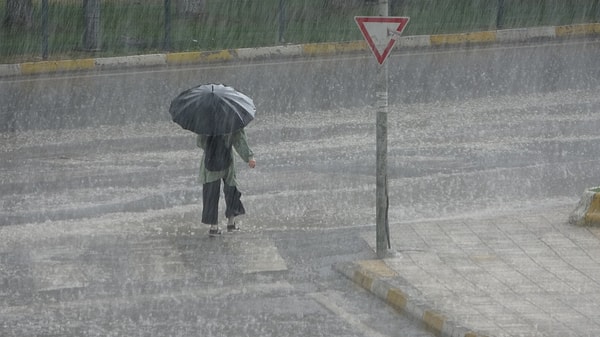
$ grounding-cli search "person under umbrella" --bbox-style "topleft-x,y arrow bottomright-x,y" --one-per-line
197,130 -> 256,236
170,84 -> 257,236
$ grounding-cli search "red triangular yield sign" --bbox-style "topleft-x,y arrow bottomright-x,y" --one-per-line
355,16 -> 410,65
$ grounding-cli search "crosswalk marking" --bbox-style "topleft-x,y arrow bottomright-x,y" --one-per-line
31,247 -> 87,292
309,291 -> 391,337
229,234 -> 288,274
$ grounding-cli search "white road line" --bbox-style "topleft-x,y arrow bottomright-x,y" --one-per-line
1,281 -> 296,317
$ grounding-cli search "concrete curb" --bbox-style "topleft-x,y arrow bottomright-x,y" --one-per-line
1,23 -> 599,78
334,260 -> 490,337
569,187 -> 600,226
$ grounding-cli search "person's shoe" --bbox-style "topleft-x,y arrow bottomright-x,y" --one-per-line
227,223 -> 240,232
226,217 -> 240,232
208,226 -> 222,237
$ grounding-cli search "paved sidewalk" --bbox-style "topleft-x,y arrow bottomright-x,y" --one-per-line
336,205 -> 600,337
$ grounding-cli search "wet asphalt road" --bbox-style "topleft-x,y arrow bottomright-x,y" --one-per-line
1,221 -> 435,337
1,39 -> 600,336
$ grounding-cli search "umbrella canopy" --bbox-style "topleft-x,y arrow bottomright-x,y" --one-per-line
169,84 -> 256,135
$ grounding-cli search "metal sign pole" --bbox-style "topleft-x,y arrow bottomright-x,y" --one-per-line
376,0 -> 390,258
355,6 -> 408,259
41,0 -> 48,60
83,0 -> 101,51
164,0 -> 172,51
375,61 -> 390,258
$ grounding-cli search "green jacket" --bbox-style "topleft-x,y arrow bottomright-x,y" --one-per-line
196,129 -> 254,186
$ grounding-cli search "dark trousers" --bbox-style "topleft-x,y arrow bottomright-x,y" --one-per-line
202,179 -> 245,225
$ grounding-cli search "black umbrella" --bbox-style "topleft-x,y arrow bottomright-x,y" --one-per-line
169,84 -> 256,135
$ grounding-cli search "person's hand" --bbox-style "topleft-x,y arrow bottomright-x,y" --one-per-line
248,159 -> 256,168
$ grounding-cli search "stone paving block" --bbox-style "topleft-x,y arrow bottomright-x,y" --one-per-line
468,275 -> 515,295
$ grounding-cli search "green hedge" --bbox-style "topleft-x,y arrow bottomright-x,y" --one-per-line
1,0 -> 599,63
